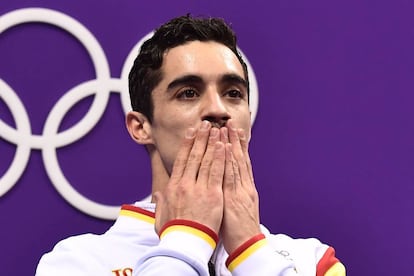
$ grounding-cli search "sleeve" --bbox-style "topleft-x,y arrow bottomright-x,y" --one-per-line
133,219 -> 218,276
225,234 -> 346,276
225,234 -> 299,275
35,236 -> 106,276
316,247 -> 346,276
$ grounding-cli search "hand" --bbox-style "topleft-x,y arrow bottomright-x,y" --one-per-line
153,121 -> 226,235
220,120 -> 261,253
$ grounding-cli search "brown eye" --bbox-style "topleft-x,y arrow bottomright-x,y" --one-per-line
227,90 -> 243,98
177,89 -> 198,99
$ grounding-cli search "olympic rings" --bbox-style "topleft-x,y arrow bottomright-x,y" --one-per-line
0,8 -> 259,220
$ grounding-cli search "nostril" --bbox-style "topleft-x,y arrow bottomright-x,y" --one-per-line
203,116 -> 215,123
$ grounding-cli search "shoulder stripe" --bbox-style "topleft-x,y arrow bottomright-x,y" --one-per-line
317,247 -> 346,276
324,262 -> 346,276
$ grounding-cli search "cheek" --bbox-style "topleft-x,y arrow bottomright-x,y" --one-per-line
245,122 -> 252,142
151,108 -> 197,145
240,111 -> 252,141
156,105 -> 199,129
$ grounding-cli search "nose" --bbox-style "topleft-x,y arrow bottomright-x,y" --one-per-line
201,91 -> 230,128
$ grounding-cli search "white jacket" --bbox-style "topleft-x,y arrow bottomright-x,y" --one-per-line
36,202 -> 345,275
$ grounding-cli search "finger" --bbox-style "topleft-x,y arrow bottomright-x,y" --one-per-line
220,126 -> 229,144
227,120 -> 242,156
207,141 -> 225,188
198,127 -> 220,183
182,120 -> 211,180
227,120 -> 250,186
238,128 -> 254,182
230,144 -> 242,190
223,143 -> 235,191
170,127 -> 196,181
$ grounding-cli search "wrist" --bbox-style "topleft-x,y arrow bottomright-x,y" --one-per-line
225,233 -> 266,271
159,219 -> 219,249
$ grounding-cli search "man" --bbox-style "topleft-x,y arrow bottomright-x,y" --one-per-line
36,15 -> 345,275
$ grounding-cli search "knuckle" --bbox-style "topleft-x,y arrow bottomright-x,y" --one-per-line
188,152 -> 202,163
174,158 -> 186,168
199,162 -> 211,172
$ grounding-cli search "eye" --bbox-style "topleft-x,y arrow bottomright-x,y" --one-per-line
177,88 -> 199,99
226,89 -> 243,98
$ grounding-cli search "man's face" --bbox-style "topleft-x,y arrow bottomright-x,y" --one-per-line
148,40 -> 251,173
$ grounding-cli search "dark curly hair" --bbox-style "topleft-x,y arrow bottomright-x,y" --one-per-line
128,14 -> 249,122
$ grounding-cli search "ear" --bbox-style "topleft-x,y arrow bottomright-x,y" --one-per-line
126,111 -> 154,145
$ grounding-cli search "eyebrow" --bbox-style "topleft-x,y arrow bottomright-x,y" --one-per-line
167,75 -> 203,90
220,73 -> 248,89
167,73 -> 248,90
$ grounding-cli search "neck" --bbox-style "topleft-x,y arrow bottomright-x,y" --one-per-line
148,147 -> 170,203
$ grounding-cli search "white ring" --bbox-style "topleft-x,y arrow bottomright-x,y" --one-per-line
0,79 -> 31,196
0,8 -> 260,219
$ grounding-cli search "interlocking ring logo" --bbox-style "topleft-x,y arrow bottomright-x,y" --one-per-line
0,8 -> 259,220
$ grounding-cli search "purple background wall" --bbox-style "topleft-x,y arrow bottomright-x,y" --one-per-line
1,1 -> 413,275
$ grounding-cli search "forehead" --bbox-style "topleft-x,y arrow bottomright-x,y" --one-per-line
161,41 -> 245,80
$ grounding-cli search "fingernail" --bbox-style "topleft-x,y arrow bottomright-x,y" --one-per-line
221,127 -> 228,138
186,128 -> 195,138
201,120 -> 210,130
227,120 -> 236,131
215,141 -> 223,149
210,127 -> 219,138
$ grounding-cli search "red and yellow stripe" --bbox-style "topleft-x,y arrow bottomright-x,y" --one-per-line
159,219 -> 219,249
226,233 -> 267,272
317,247 -> 346,276
119,205 -> 155,224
